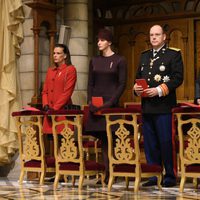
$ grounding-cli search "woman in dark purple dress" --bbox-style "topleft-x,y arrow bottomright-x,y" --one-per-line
85,28 -> 127,182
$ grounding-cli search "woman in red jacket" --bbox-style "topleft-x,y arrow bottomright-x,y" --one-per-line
42,43 -> 77,133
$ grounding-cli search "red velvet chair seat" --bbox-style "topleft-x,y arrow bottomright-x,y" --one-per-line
83,140 -> 102,148
59,160 -> 105,171
186,164 -> 200,172
113,163 -> 162,173
12,110 -> 44,116
24,156 -> 55,168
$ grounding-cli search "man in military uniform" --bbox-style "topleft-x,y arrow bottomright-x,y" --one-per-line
133,25 -> 184,187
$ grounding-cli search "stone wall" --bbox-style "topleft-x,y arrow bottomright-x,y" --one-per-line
18,0 -> 90,108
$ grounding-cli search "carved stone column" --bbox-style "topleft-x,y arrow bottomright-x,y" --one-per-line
61,0 -> 89,105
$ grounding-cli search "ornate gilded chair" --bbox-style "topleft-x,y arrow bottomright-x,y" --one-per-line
82,105 -> 102,162
101,108 -> 162,193
48,110 -> 106,190
12,110 -> 55,185
175,108 -> 200,192
124,102 -> 143,145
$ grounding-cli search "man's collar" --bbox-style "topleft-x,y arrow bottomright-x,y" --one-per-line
153,43 -> 166,52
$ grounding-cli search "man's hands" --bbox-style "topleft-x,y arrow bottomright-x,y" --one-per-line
133,83 -> 144,96
145,87 -> 158,97
133,83 -> 158,97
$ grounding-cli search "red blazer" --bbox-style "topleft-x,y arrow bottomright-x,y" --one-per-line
42,64 -> 77,133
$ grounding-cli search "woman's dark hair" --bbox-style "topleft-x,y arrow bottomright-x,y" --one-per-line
55,43 -> 72,65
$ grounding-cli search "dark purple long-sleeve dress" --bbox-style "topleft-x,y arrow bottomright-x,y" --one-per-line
85,53 -> 127,132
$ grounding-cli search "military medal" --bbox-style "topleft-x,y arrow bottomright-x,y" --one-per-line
163,75 -> 170,82
150,56 -> 159,67
141,64 -> 144,71
150,59 -> 154,67
159,63 -> 165,71
154,74 -> 161,82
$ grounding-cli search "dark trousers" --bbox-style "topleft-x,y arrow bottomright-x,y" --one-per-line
142,113 -> 176,181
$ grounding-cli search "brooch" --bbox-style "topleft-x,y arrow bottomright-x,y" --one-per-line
110,61 -> 113,68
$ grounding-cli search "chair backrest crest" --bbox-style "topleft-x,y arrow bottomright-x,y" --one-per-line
106,114 -> 140,165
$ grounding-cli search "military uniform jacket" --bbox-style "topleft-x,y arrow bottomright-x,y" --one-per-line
136,45 -> 184,114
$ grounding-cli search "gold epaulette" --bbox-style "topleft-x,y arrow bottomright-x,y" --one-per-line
142,49 -> 151,54
168,47 -> 181,51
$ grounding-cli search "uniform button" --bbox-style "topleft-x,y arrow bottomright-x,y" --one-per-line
149,72 -> 151,75
148,78 -> 150,81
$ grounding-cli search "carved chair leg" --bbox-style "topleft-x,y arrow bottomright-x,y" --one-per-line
19,171 -> 25,184
157,175 -> 162,191
72,175 -> 76,186
125,177 -> 129,189
134,176 -> 141,193
63,175 -> 69,183
108,175 -> 114,191
180,176 -> 186,193
78,175 -> 84,190
193,178 -> 198,189
101,172 -> 106,187
53,174 -> 60,190
39,171 -> 45,185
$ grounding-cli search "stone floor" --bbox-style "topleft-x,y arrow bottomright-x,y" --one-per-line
0,177 -> 199,200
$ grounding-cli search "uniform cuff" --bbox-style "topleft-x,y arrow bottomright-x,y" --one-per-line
156,86 -> 163,97
159,83 -> 169,96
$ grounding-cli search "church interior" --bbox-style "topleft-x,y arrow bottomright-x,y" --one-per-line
0,0 -> 200,199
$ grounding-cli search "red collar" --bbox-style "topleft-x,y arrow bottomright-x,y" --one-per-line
52,63 -> 67,71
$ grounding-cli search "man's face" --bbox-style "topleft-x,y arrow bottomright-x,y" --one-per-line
53,47 -> 66,65
149,25 -> 166,49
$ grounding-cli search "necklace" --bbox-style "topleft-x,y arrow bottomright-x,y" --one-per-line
150,56 -> 159,67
